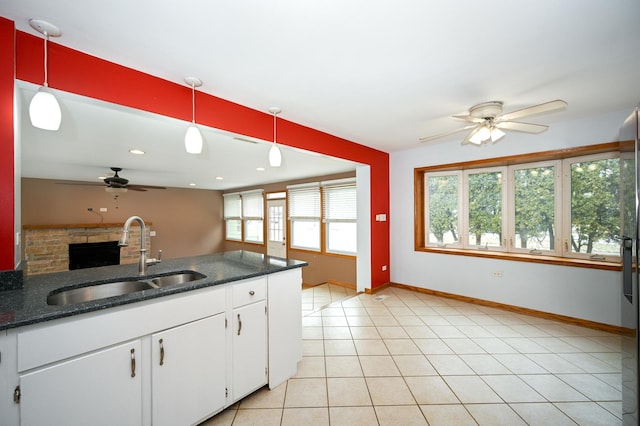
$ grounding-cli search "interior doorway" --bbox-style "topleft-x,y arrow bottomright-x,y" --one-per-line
266,198 -> 286,258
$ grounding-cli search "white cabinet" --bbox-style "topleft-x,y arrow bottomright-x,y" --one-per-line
151,314 -> 226,426
1,268 -> 303,426
230,278 -> 267,401
19,340 -> 143,426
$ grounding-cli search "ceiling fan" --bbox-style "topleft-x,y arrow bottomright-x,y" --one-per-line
419,99 -> 568,146
58,167 -> 167,192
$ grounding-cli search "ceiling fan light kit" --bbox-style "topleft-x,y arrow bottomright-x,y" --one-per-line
28,19 -> 62,131
420,99 -> 568,146
269,107 -> 282,167
184,76 -> 203,154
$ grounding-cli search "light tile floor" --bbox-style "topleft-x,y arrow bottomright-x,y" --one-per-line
302,283 -> 357,315
202,285 -> 622,425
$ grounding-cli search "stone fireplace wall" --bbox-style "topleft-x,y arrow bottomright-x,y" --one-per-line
23,223 -> 151,276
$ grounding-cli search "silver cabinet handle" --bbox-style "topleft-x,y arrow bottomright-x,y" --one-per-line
237,313 -> 242,335
159,338 -> 165,366
130,348 -> 136,378
249,290 -> 255,296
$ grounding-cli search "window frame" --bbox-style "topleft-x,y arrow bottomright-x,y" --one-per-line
561,152 -> 622,262
424,171 -> 463,248
507,160 -> 562,256
322,179 -> 357,256
462,166 -> 508,252
287,182 -> 322,252
414,141 -> 630,270
241,189 -> 265,244
223,192 -> 242,242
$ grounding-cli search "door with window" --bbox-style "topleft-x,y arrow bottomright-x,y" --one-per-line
267,198 -> 286,258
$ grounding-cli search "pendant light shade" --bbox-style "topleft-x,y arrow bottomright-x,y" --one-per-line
28,19 -> 62,131
185,125 -> 203,154
269,143 -> 282,167
29,86 -> 62,131
469,123 -> 506,145
269,107 -> 282,167
184,76 -> 203,154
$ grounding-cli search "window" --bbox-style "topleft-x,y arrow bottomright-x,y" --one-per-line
424,172 -> 461,247
564,154 -> 620,259
287,178 -> 358,256
416,145 -> 626,264
268,204 -> 284,243
223,193 -> 242,241
287,183 -> 321,251
510,162 -> 560,255
242,190 -> 264,243
223,190 -> 264,244
323,179 -> 357,255
464,168 -> 506,250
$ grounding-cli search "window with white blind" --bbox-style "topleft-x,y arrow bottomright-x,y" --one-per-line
287,183 -> 321,251
242,190 -> 264,243
223,193 -> 242,241
323,179 -> 357,255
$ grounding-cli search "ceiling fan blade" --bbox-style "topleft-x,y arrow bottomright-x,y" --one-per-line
129,184 -> 167,190
500,99 -> 567,121
56,181 -> 105,186
419,124 -> 478,143
496,121 -> 549,133
452,114 -> 485,123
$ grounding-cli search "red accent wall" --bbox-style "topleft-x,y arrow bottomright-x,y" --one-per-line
0,18 -> 15,270
5,25 -> 390,288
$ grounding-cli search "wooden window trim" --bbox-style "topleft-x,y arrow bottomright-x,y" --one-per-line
415,141 -> 631,270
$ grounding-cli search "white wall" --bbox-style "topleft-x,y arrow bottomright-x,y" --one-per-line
390,109 -> 632,327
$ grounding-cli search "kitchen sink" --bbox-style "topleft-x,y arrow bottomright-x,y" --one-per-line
47,271 -> 207,306
47,280 -> 155,306
150,272 -> 206,287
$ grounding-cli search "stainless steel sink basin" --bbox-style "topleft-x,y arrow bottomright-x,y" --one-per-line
47,280 -> 155,306
46,271 -> 207,306
150,271 -> 206,287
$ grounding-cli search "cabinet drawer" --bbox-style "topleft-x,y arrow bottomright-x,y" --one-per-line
232,278 -> 266,307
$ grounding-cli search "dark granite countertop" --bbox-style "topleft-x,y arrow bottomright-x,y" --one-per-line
0,250 -> 307,331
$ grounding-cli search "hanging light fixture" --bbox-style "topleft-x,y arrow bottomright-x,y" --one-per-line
184,76 -> 203,154
28,19 -> 62,131
268,107 -> 282,167
469,122 -> 506,145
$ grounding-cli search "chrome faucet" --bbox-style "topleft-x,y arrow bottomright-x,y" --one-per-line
119,215 -> 161,276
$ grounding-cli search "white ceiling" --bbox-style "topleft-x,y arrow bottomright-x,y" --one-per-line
3,1 -> 640,189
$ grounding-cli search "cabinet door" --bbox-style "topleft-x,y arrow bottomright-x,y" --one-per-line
268,269 -> 302,388
151,314 -> 226,426
19,340 -> 142,426
232,301 -> 267,401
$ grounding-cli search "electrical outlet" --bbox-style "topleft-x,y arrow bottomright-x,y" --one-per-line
99,207 -> 107,212
492,271 -> 503,278
382,265 -> 387,271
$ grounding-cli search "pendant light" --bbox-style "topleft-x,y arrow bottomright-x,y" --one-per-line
268,107 -> 282,167
28,19 -> 62,131
184,77 -> 203,154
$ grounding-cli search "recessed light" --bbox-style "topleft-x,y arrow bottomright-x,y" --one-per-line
256,167 -> 265,171
215,176 -> 223,180
129,149 -> 145,155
